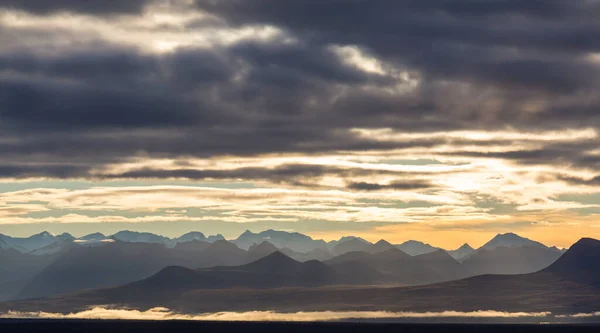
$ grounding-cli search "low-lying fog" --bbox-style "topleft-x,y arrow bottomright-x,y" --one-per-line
2,307 -> 599,322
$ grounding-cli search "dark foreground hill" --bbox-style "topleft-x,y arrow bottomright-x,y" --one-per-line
1,238 -> 598,315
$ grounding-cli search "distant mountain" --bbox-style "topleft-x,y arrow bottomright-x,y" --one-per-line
15,239 -> 249,300
462,245 -> 562,275
119,252 -> 341,296
174,232 -> 207,244
27,238 -> 78,256
246,241 -> 279,262
17,242 -> 176,300
174,232 -> 225,244
173,240 -> 211,252
0,249 -> 58,302
370,239 -> 396,253
326,236 -> 369,250
3,238 -> 598,316
111,231 -> 171,245
206,234 -> 226,243
327,247 -> 466,285
74,233 -> 110,246
286,247 -> 334,262
331,238 -> 373,255
240,252 -> 331,277
202,240 -> 248,265
232,229 -> 327,253
480,232 -> 548,251
78,233 -> 107,241
56,233 -> 75,242
447,243 -> 474,261
0,232 -> 61,253
409,250 -> 466,282
396,240 -> 440,256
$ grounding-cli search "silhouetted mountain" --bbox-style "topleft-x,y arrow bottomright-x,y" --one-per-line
288,247 -> 334,262
447,243 -> 475,261
3,238 -> 598,316
15,239 -> 248,300
326,236 -> 369,250
542,238 -> 600,282
202,240 -> 248,265
462,245 -> 562,275
173,240 -> 211,252
240,251 -> 313,273
247,241 -> 279,262
122,251 -> 340,296
550,246 -> 567,254
17,242 -> 175,300
0,249 -> 58,302
409,250 -> 466,282
233,229 -> 327,252
327,247 -> 466,285
480,232 -> 548,251
396,240 -> 440,256
370,239 -> 396,253
328,260 -> 385,284
331,238 -> 373,255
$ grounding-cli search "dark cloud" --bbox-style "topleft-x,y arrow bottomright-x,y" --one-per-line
0,162 -> 449,192
0,46 -> 237,130
347,180 -> 433,191
0,165 -> 91,179
0,0 -> 153,15
556,174 -> 600,187
0,1 -> 599,179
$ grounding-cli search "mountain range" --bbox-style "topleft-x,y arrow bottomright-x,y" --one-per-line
0,237 -> 597,316
0,229 -> 568,303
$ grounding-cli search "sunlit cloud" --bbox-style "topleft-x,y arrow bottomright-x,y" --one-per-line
2,0 -> 600,246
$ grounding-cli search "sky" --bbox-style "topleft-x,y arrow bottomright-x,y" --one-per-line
1,0 -> 600,248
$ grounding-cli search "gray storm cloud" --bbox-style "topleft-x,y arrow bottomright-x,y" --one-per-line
0,0 -> 599,179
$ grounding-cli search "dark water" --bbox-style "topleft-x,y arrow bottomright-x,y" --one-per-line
1,320 -> 599,333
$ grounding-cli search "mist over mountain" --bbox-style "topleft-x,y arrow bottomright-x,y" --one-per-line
480,233 -> 548,251
0,249 -> 57,302
2,237 -> 596,316
462,245 -> 562,275
233,230 -> 327,253
447,244 -> 475,261
0,229 -> 575,304
326,247 -> 466,285
331,238 -> 374,255
396,240 -> 441,256
326,236 -> 370,250
0,232 -> 69,253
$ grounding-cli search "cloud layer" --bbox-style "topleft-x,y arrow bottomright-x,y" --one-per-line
1,0 -> 600,244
